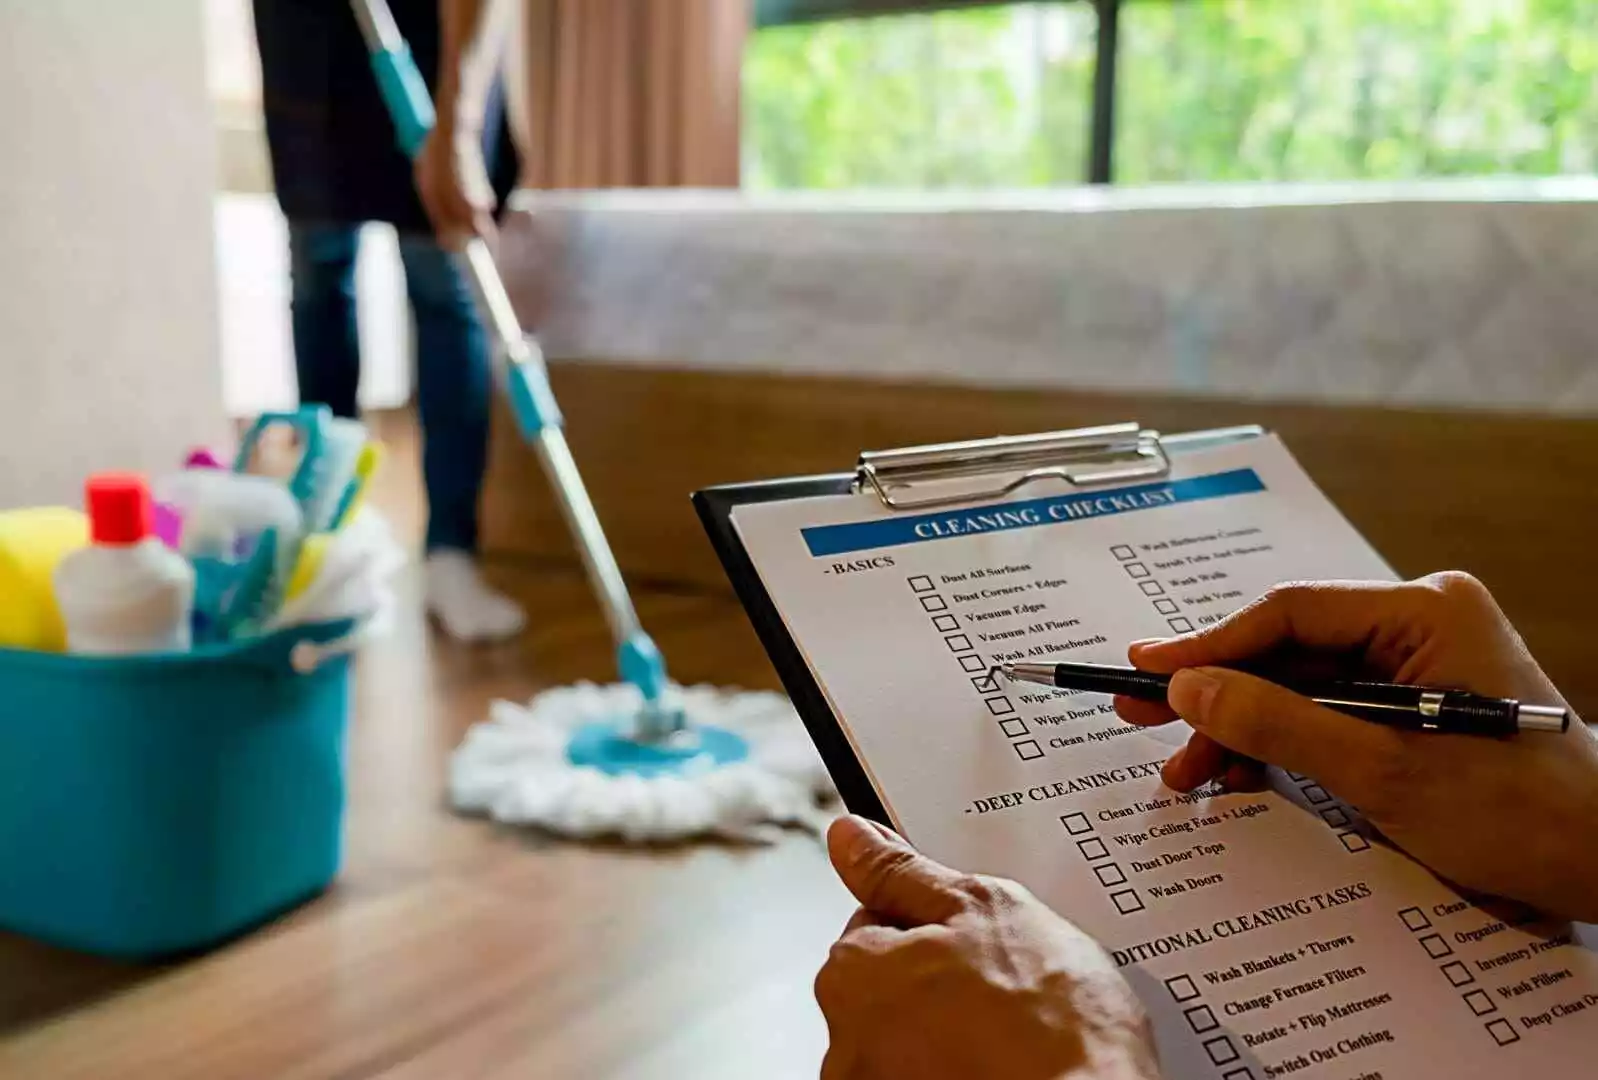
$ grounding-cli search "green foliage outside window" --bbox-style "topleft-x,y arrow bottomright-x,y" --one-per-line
743,0 -> 1598,188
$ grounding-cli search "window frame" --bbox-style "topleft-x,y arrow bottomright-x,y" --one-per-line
752,0 -> 1123,183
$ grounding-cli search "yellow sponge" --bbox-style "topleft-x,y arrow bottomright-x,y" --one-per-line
0,507 -> 89,652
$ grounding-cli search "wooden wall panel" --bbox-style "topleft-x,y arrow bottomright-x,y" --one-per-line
482,362 -> 1598,714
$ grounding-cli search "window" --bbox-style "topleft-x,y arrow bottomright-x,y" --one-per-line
745,0 -> 1598,188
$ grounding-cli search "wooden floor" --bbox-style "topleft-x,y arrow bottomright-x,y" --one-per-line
0,415 -> 851,1080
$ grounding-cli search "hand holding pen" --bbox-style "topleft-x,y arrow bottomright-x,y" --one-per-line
1081,574 -> 1598,923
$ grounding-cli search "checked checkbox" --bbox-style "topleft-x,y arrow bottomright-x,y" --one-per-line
932,614 -> 959,632
1168,617 -> 1195,634
1138,580 -> 1165,596
1153,598 -> 1179,615
1165,975 -> 1201,1003
908,575 -> 935,593
1124,562 -> 1151,579
1077,837 -> 1110,860
1060,812 -> 1092,835
1441,961 -> 1475,987
920,594 -> 949,613
1110,889 -> 1145,915
1463,990 -> 1497,1016
999,718 -> 1028,738
1184,1004 -> 1219,1034
1111,545 -> 1136,561
1094,863 -> 1128,887
957,655 -> 987,672
1419,934 -> 1454,959
971,674 -> 999,693
945,634 -> 974,653
1340,831 -> 1372,853
1399,907 -> 1433,932
1321,806 -> 1351,829
1013,740 -> 1044,761
986,696 -> 1016,716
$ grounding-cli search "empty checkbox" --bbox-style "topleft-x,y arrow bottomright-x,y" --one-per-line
1441,961 -> 1474,987
958,654 -> 987,672
1185,1004 -> 1219,1034
986,696 -> 1015,716
1139,580 -> 1165,596
1340,831 -> 1372,853
1486,1019 -> 1520,1046
1419,934 -> 1454,959
1125,562 -> 1151,579
933,614 -> 959,632
972,674 -> 999,693
945,634 -> 973,652
1285,771 -> 1306,782
1165,974 -> 1200,1002
1060,812 -> 1092,835
1077,837 -> 1109,860
1399,907 -> 1433,932
1302,784 -> 1331,804
1111,889 -> 1145,915
1153,598 -> 1179,614
1221,1070 -> 1256,1080
1094,863 -> 1128,887
1014,740 -> 1044,761
999,718 -> 1028,738
1203,1036 -> 1240,1066
1321,806 -> 1351,828
1463,990 -> 1497,1016
1111,545 -> 1136,561
1168,617 -> 1195,634
921,594 -> 949,613
908,575 -> 935,592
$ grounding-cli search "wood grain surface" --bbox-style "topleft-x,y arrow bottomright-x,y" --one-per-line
482,362 -> 1598,716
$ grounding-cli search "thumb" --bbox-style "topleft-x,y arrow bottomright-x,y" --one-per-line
827,815 -> 967,927
1168,668 -> 1405,800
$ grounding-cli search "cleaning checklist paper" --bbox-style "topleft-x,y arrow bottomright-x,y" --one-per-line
731,435 -> 1598,1079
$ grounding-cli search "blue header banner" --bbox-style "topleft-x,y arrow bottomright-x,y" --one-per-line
801,469 -> 1265,557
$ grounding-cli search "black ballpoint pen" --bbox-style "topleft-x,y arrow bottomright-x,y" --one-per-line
994,661 -> 1569,737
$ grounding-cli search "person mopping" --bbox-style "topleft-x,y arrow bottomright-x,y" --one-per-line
252,0 -> 524,641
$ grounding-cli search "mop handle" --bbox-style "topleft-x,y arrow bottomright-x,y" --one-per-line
349,0 -> 673,716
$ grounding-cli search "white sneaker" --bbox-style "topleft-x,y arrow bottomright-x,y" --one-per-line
424,549 -> 527,642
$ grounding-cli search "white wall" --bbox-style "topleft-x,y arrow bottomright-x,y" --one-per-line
0,1 -> 228,507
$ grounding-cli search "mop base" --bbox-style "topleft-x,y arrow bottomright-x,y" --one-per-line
566,720 -> 750,778
449,682 -> 835,843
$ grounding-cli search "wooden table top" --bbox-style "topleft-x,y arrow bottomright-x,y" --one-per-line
0,565 -> 852,1080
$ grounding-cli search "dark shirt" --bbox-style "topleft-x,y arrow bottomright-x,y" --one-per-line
252,0 -> 517,232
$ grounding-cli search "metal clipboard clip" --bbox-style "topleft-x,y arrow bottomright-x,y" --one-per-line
853,422 -> 1265,511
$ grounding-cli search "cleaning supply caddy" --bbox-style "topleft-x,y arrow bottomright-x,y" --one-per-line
0,422 -> 397,959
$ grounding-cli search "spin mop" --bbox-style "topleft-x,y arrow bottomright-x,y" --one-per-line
351,0 -> 832,841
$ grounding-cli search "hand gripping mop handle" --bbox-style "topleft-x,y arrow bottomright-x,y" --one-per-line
351,0 -> 674,732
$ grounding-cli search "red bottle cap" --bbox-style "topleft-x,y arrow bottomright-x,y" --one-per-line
85,473 -> 153,545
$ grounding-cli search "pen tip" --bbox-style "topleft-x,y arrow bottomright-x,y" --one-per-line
990,664 -> 1010,682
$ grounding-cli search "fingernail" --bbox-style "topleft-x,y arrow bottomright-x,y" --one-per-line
1128,637 -> 1170,655
829,816 -> 877,867
1169,668 -> 1221,725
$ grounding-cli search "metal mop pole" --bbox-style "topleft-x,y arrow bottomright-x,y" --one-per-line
350,0 -> 698,749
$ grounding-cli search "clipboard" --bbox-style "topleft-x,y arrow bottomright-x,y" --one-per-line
692,422 -> 1266,822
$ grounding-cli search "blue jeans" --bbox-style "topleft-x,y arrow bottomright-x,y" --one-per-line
288,223 -> 491,553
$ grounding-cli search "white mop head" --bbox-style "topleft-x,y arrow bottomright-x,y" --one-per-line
448,682 -> 838,843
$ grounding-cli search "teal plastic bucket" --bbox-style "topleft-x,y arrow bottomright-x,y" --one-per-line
0,621 -> 355,959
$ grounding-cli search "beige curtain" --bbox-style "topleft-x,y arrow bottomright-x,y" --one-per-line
510,0 -> 747,189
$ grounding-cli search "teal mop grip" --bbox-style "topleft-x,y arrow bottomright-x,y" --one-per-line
618,632 -> 668,704
507,359 -> 565,436
370,46 -> 435,159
